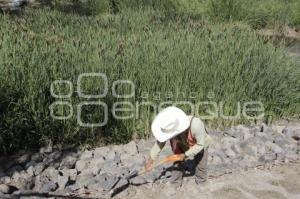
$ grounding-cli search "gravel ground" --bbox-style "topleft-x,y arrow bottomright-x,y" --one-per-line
0,121 -> 299,198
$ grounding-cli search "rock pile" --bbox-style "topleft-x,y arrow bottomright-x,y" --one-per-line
0,123 -> 299,198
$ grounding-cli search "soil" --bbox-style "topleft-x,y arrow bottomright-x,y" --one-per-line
122,161 -> 300,199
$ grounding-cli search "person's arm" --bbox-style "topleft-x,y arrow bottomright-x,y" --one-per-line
184,117 -> 206,157
145,141 -> 165,171
150,141 -> 166,160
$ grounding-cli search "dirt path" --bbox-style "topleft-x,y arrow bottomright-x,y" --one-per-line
287,40 -> 300,62
259,27 -> 300,61
121,161 -> 300,199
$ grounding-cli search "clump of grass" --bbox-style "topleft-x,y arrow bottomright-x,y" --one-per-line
208,0 -> 244,21
184,0 -> 299,28
46,0 -> 112,15
290,1 -> 300,29
0,7 -> 299,154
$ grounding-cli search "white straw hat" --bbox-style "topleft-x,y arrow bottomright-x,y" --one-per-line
151,106 -> 190,142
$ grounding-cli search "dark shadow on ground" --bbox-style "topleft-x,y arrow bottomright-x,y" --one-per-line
2,192 -> 97,199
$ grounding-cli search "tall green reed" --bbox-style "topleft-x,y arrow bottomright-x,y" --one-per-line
0,8 -> 299,153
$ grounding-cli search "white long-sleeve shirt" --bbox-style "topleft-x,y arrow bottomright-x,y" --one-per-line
150,116 -> 212,160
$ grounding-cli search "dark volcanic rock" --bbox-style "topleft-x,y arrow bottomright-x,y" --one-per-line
0,123 -> 299,197
25,161 -> 37,170
94,147 -> 110,158
221,137 -> 238,150
79,150 -> 93,160
31,153 -> 43,162
143,173 -> 158,183
94,173 -> 119,190
75,174 -> 95,188
113,178 -> 129,192
61,169 -> 77,181
209,153 -> 224,165
283,127 -> 300,141
226,125 -> 252,140
108,166 -> 130,178
240,137 -> 266,156
6,165 -> 23,176
40,181 -> 58,193
273,134 -> 290,146
106,150 -> 117,161
75,159 -> 88,172
44,151 -> 62,166
265,141 -> 283,154
130,176 -> 147,185
34,162 -> 46,176
258,154 -> 276,163
16,154 -> 31,165
101,160 -> 119,174
39,145 -> 53,154
123,141 -> 138,155
59,155 -> 77,169
0,184 -> 17,194
56,174 -> 69,190
224,148 -> 236,158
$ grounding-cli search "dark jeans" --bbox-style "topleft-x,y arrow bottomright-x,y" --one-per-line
170,148 -> 208,184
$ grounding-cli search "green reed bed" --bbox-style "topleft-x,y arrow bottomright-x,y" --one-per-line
0,8 -> 299,153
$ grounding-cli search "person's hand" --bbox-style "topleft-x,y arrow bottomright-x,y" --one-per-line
177,153 -> 186,161
145,159 -> 154,171
163,154 -> 186,163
